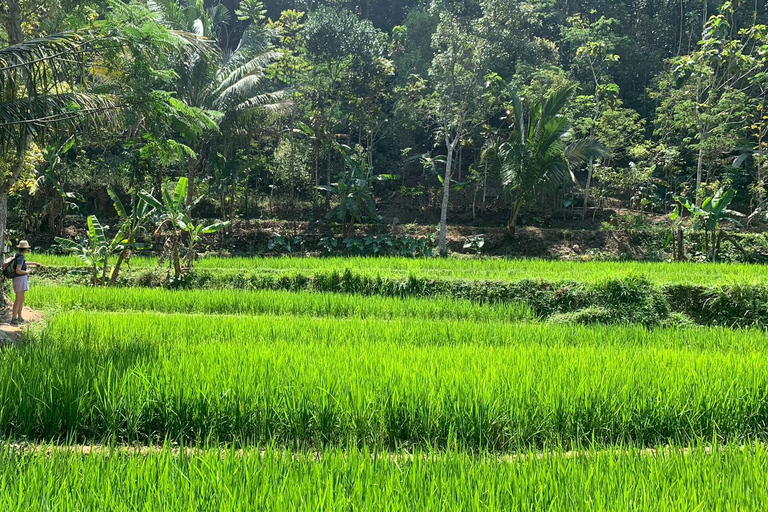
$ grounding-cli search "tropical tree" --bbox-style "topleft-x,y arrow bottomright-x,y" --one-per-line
0,0 -> 212,298
317,152 -> 388,236
561,14 -> 625,219
672,188 -> 744,262
150,0 -> 286,204
487,85 -> 608,233
140,177 -> 230,282
658,4 -> 768,203
0,30 -> 117,264
428,3 -> 487,255
53,187 -> 156,286
32,137 -> 81,237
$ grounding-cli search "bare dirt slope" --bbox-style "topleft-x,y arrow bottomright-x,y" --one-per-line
0,307 -> 44,345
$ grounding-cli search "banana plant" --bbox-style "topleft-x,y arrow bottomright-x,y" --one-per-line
139,177 -> 230,281
55,216 -> 114,286
317,154 -> 392,236
672,188 -> 744,261
107,188 -> 156,286
139,177 -> 191,280
179,217 -> 230,271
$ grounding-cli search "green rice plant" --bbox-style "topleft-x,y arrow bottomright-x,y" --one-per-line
3,311 -> 768,449
25,285 -> 533,322
32,254 -> 768,286
0,444 -> 766,510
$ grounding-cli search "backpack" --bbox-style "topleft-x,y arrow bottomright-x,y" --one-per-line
2,255 -> 19,279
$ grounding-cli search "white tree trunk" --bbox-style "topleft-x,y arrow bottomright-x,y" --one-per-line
695,144 -> 705,204
582,158 -> 594,220
438,144 -> 454,257
186,153 -> 197,206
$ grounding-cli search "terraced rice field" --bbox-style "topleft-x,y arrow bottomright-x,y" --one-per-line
1,445 -> 767,510
33,253 -> 768,285
5,257 -> 768,509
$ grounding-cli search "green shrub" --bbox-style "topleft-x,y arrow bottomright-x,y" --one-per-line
661,312 -> 697,328
550,306 -> 613,325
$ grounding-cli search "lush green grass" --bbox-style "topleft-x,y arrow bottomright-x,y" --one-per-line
30,254 -> 768,285
3,311 -> 768,448
1,444 -> 766,510
14,259 -> 768,503
26,285 -> 533,322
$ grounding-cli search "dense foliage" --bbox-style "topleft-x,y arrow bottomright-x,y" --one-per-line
4,0 -> 768,256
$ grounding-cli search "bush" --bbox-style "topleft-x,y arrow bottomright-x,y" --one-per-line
550,306 -> 613,325
593,276 -> 670,326
661,312 -> 696,329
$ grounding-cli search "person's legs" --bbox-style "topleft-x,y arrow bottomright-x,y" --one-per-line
11,290 -> 23,320
15,290 -> 25,321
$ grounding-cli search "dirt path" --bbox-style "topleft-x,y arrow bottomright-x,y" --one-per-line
0,307 -> 44,345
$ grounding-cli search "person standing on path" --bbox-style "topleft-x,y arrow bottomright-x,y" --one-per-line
10,241 -> 41,325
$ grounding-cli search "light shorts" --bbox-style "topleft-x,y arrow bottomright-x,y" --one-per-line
12,275 -> 28,293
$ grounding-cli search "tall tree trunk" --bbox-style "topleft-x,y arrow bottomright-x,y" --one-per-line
695,143 -> 705,204
677,0 -> 684,56
0,0 -> 24,45
186,155 -> 196,207
313,141 -> 319,212
694,90 -> 706,205
508,197 -> 523,235
289,134 -> 296,199
582,158 -> 594,220
108,248 -> 129,286
438,139 -> 456,257
1,0 -> 27,306
244,168 -> 250,218
325,152 -> 332,209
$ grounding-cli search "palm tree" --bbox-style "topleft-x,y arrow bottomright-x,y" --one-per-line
487,85 -> 608,233
149,0 -> 287,203
0,30 -> 118,265
0,0 -> 212,301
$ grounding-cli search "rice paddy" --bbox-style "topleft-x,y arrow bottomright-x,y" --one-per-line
25,285 -> 533,322
6,256 -> 768,509
1,444 -> 766,510
33,253 -> 768,285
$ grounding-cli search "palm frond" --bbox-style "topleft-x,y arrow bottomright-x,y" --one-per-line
539,159 -> 571,187
0,32 -> 86,72
210,49 -> 280,103
208,4 -> 232,28
0,93 -> 120,145
234,91 -> 291,113
539,84 -> 576,124
0,33 -> 91,99
564,137 -> 610,166
214,74 -> 266,108
531,117 -> 571,159
230,24 -> 273,60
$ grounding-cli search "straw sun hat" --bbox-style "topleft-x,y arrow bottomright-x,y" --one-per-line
16,241 -> 30,250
